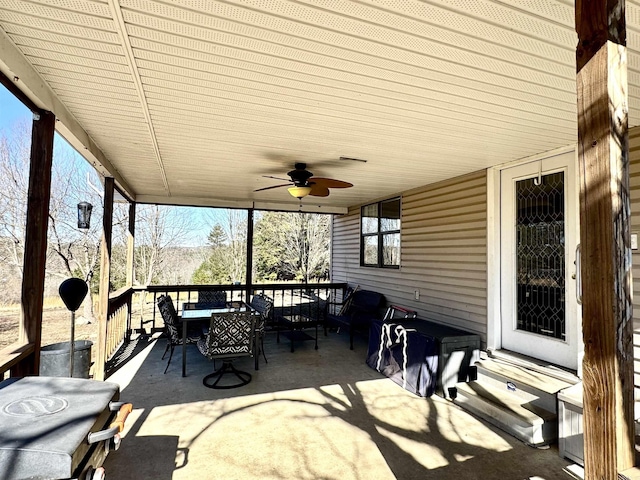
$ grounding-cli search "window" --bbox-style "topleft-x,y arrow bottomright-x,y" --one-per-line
360,198 -> 401,267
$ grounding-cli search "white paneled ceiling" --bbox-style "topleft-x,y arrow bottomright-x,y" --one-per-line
0,0 -> 638,212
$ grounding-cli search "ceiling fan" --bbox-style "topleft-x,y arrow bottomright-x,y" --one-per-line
255,163 -> 353,199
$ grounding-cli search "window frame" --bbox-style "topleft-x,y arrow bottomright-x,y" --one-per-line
360,197 -> 401,268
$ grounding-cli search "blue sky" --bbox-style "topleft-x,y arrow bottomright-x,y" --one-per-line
0,84 -> 30,129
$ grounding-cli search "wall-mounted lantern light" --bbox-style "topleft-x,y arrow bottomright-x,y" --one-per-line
77,202 -> 93,229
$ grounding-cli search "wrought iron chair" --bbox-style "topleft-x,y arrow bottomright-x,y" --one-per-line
249,293 -> 274,369
157,295 -> 201,374
197,311 -> 256,389
196,290 -> 227,308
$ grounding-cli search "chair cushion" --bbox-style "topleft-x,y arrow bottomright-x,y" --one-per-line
250,294 -> 273,316
349,290 -> 385,313
250,294 -> 273,333
158,295 -> 202,344
199,312 -> 255,358
157,295 -> 181,342
328,291 -> 384,319
197,290 -> 227,308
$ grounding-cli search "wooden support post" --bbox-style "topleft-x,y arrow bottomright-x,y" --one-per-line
245,208 -> 254,303
125,202 -> 136,341
126,202 -> 136,288
576,1 -> 635,476
95,177 -> 114,381
15,111 -> 55,376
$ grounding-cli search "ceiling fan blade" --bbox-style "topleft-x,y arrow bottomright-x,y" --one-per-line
309,177 -> 353,189
262,175 -> 291,182
254,183 -> 291,192
309,184 -> 330,197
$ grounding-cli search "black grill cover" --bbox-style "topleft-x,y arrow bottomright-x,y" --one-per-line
0,376 -> 119,480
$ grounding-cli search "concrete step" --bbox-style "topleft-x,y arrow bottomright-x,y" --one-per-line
454,380 -> 557,446
474,359 -> 575,413
488,349 -> 580,385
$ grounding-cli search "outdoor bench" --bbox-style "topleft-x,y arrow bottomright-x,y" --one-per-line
325,289 -> 385,349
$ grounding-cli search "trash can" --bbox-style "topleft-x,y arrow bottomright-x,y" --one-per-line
39,340 -> 93,378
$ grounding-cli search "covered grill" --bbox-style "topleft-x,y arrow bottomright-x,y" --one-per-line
0,376 -> 131,480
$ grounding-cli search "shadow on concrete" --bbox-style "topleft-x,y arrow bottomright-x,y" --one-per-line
103,331 -> 574,479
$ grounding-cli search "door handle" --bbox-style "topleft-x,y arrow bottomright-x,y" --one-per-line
575,244 -> 582,305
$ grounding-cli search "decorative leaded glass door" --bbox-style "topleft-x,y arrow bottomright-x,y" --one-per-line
500,152 -> 580,369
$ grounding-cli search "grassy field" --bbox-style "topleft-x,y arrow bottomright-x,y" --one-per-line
0,299 -> 99,351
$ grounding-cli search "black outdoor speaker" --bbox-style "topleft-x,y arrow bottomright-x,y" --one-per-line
59,278 -> 88,312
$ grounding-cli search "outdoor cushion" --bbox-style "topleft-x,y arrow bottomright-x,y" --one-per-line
196,290 -> 227,308
197,311 -> 255,358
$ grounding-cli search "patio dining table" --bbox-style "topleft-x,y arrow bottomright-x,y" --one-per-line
180,303 -> 254,377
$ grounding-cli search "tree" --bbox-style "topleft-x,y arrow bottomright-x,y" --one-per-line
282,213 -> 330,283
253,211 -> 287,281
192,225 -> 227,283
192,253 -> 229,284
221,210 -> 247,284
133,205 -> 197,286
47,149 -> 105,320
253,211 -> 330,283
0,120 -> 105,318
192,210 -> 247,284
0,119 -> 32,300
208,224 -> 226,248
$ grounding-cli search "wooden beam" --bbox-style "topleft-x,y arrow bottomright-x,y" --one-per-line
125,202 -> 136,342
16,111 -> 55,376
575,1 -> 626,71
576,0 -> 635,477
0,343 -> 35,377
245,208 -> 254,302
95,177 -> 114,381
126,202 -> 136,288
0,71 -> 42,114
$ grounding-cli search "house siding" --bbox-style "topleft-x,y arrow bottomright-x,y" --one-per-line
331,170 -> 488,343
333,137 -> 640,383
332,134 -> 640,389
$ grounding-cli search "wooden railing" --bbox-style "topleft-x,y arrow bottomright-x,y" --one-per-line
106,287 -> 133,361
1,282 -> 348,379
0,343 -> 35,379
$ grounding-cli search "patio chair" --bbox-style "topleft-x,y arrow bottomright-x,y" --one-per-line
326,289 -> 385,350
325,285 -> 358,320
197,311 -> 256,389
157,295 -> 201,374
196,290 -> 227,308
249,293 -> 273,369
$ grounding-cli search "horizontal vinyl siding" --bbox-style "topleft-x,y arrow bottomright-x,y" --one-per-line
331,171 -> 488,343
630,126 -> 640,391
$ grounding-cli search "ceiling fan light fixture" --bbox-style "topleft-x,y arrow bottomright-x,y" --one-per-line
288,186 -> 312,199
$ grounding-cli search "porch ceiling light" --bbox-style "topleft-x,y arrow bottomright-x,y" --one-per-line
77,202 -> 93,229
288,186 -> 312,199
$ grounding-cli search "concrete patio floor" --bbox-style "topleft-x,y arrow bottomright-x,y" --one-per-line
103,329 -> 580,480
